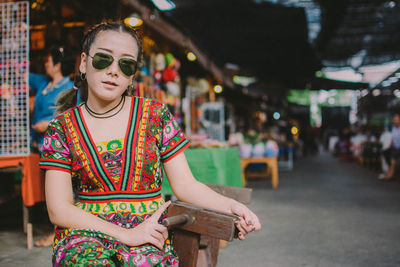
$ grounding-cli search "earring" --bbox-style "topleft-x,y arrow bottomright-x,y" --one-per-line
125,84 -> 133,96
80,72 -> 86,80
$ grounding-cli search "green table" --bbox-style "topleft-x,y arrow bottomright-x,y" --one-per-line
161,147 -> 243,195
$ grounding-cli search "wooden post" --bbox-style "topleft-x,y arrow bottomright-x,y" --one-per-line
22,204 -> 28,234
173,229 -> 200,267
27,223 -> 33,250
198,235 -> 219,267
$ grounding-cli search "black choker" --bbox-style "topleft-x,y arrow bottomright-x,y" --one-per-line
84,96 -> 125,119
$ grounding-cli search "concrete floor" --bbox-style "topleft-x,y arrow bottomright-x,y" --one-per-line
218,152 -> 400,267
1,152 -> 400,266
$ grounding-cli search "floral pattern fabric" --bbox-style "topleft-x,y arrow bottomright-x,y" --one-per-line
40,97 -> 189,266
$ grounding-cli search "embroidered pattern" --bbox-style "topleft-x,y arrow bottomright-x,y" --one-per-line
40,97 -> 189,266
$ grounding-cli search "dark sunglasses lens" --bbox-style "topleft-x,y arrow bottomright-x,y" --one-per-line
119,59 -> 137,76
92,53 -> 113,70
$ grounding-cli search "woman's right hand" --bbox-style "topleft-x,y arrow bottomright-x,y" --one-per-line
118,201 -> 171,250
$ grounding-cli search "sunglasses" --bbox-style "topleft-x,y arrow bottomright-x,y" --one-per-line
88,52 -> 137,76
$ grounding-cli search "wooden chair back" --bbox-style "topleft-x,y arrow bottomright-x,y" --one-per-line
163,184 -> 252,267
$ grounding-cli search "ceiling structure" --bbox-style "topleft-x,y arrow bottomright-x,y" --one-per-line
145,0 -> 400,91
162,0 -> 322,89
29,0 -> 400,92
316,0 -> 400,68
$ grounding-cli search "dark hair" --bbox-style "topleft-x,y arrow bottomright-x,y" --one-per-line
49,47 -> 75,77
56,22 -> 142,114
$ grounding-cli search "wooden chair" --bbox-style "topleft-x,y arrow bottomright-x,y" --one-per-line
241,157 -> 279,189
163,184 -> 252,267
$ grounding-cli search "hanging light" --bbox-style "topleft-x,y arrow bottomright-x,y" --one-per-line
124,13 -> 143,28
372,89 -> 381,96
291,126 -> 299,136
186,51 -> 197,62
213,85 -> 223,94
151,0 -> 176,11
382,80 -> 391,87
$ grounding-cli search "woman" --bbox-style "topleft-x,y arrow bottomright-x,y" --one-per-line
29,47 -> 76,247
30,47 -> 76,151
40,22 -> 261,266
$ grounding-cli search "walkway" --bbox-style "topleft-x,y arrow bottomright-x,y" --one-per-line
219,152 -> 400,267
1,152 -> 400,266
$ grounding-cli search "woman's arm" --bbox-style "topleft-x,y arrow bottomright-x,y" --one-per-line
45,170 -> 170,249
32,120 -> 50,133
163,153 -> 261,239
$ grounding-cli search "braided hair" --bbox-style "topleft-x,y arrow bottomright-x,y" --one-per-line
56,22 -> 142,114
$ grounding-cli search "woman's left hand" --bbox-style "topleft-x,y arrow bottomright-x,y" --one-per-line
230,201 -> 261,240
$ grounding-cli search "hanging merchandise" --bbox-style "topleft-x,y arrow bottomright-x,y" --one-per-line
162,53 -> 179,82
162,53 -> 181,111
136,51 -> 182,121
153,53 -> 166,85
197,78 -> 211,94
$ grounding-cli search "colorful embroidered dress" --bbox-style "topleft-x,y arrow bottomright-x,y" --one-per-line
40,97 -> 189,266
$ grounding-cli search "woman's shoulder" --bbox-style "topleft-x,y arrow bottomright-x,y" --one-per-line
133,96 -> 165,113
49,105 -> 80,125
57,76 -> 74,90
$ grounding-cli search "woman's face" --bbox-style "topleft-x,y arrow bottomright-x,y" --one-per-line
79,30 -> 139,102
44,55 -> 58,78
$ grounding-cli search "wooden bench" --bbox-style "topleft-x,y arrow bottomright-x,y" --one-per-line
241,157 -> 279,189
164,184 -> 252,267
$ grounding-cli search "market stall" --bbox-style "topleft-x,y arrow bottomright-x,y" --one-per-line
162,147 -> 244,195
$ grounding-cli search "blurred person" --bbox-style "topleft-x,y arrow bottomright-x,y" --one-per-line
336,127 -> 352,159
350,126 -> 367,159
29,47 -> 76,246
301,125 -> 317,156
40,22 -> 260,266
378,125 -> 392,175
30,47 -> 76,151
379,113 -> 400,180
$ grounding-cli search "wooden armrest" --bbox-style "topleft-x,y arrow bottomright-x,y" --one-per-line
164,201 -> 239,241
206,183 -> 252,204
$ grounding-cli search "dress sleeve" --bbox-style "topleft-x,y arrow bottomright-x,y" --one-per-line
159,104 -> 190,162
39,117 -> 72,173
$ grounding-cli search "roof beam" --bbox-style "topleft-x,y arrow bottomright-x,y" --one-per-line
125,0 -> 234,88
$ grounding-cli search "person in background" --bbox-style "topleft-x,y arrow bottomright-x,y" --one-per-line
350,126 -> 367,160
378,124 -> 392,176
379,113 -> 400,180
30,47 -> 76,151
29,47 -> 76,246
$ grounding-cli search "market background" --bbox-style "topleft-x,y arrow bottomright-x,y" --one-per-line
1,0 -> 400,266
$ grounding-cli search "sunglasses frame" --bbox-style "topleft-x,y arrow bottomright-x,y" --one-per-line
88,52 -> 138,77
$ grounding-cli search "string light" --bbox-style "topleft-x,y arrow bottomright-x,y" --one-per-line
291,126 -> 299,135
187,51 -> 197,61
213,85 -> 223,93
124,14 -> 143,28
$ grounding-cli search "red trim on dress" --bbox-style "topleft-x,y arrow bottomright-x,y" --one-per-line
39,165 -> 72,173
162,142 -> 190,163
